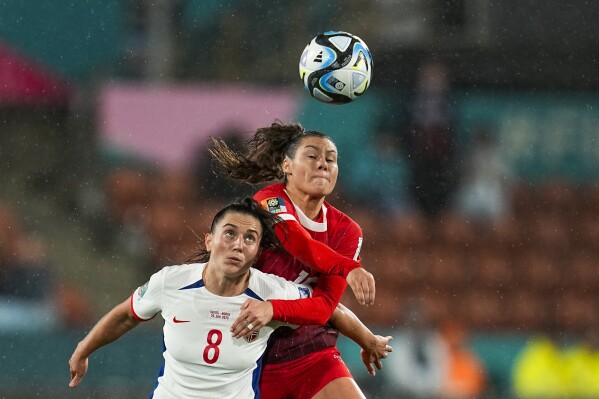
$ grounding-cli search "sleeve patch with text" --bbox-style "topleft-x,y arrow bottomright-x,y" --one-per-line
262,197 -> 287,214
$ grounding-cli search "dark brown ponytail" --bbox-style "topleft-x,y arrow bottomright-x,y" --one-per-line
209,121 -> 329,184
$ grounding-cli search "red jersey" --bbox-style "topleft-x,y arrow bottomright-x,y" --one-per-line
253,183 -> 363,364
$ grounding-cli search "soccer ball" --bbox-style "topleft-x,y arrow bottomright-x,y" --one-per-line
299,31 -> 373,104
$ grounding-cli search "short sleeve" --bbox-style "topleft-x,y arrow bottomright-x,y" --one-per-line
130,268 -> 164,321
263,276 -> 312,330
286,282 -> 312,300
266,273 -> 312,300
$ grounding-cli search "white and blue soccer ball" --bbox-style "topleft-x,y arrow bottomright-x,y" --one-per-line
299,31 -> 373,104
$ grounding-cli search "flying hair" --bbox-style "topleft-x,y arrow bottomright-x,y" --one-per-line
209,121 -> 330,184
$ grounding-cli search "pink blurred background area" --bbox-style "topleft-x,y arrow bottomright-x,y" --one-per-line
98,84 -> 301,170
0,41 -> 70,105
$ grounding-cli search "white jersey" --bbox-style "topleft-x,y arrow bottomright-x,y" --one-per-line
130,262 -> 311,399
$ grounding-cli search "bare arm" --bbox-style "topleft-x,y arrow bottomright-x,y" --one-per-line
68,298 -> 141,388
329,303 -> 393,376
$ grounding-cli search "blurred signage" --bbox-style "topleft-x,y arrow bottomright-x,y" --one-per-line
98,84 -> 300,169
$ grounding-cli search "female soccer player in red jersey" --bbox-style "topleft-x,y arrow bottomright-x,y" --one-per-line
210,122 -> 393,399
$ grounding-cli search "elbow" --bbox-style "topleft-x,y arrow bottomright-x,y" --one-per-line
291,304 -> 332,325
315,308 -> 335,325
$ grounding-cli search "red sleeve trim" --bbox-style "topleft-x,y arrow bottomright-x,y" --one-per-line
129,291 -> 156,322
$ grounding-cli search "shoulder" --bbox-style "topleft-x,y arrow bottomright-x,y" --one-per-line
248,268 -> 309,300
248,267 -> 286,293
254,184 -> 287,203
158,263 -> 205,290
254,184 -> 294,217
325,201 -> 362,234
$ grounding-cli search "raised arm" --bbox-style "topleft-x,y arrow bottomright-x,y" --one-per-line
232,191 -> 374,335
68,298 -> 140,388
274,220 -> 375,306
231,273 -> 345,338
329,303 -> 393,376
232,281 -> 393,374
270,273 -> 345,324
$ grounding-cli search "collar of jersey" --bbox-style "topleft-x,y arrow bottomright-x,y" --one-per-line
178,264 -> 264,300
284,189 -> 328,232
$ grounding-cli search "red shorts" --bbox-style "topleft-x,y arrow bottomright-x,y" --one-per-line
259,347 -> 353,399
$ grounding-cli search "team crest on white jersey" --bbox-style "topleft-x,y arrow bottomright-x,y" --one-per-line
262,197 -> 287,214
244,331 -> 259,343
298,287 -> 310,298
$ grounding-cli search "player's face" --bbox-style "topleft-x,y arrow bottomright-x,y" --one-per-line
205,212 -> 263,279
283,137 -> 338,198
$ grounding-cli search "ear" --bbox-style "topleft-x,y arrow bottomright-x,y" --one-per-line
205,233 -> 213,252
282,157 -> 292,175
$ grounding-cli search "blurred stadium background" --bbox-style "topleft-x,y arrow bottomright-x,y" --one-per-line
1,1 -> 598,398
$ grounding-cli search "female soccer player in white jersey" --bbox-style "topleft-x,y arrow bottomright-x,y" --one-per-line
210,122 -> 393,399
68,197 -> 313,399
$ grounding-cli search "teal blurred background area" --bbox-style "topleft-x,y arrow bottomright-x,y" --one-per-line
0,328 -> 529,398
2,1 -> 599,398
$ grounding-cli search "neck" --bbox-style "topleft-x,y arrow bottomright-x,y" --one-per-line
285,185 -> 325,220
203,264 -> 250,297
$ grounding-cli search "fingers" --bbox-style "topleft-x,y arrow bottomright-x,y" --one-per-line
230,314 -> 247,337
69,365 -> 85,388
68,356 -> 87,388
385,337 -> 394,352
374,338 -> 393,359
348,269 -> 365,305
69,372 -> 82,388
375,344 -> 393,369
375,340 -> 394,371
383,336 -> 394,356
231,317 -> 261,339
358,335 -> 394,377
231,319 -> 250,338
360,349 -> 376,376
351,280 -> 366,306
348,269 -> 376,306
230,301 -> 257,337
365,361 -> 376,376
231,299 -> 272,338
366,271 -> 376,306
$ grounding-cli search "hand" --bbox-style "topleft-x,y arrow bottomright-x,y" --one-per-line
360,335 -> 393,376
68,351 -> 89,388
231,299 -> 273,339
346,268 -> 375,306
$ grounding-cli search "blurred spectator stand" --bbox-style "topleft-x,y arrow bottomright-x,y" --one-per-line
0,203 -> 92,331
